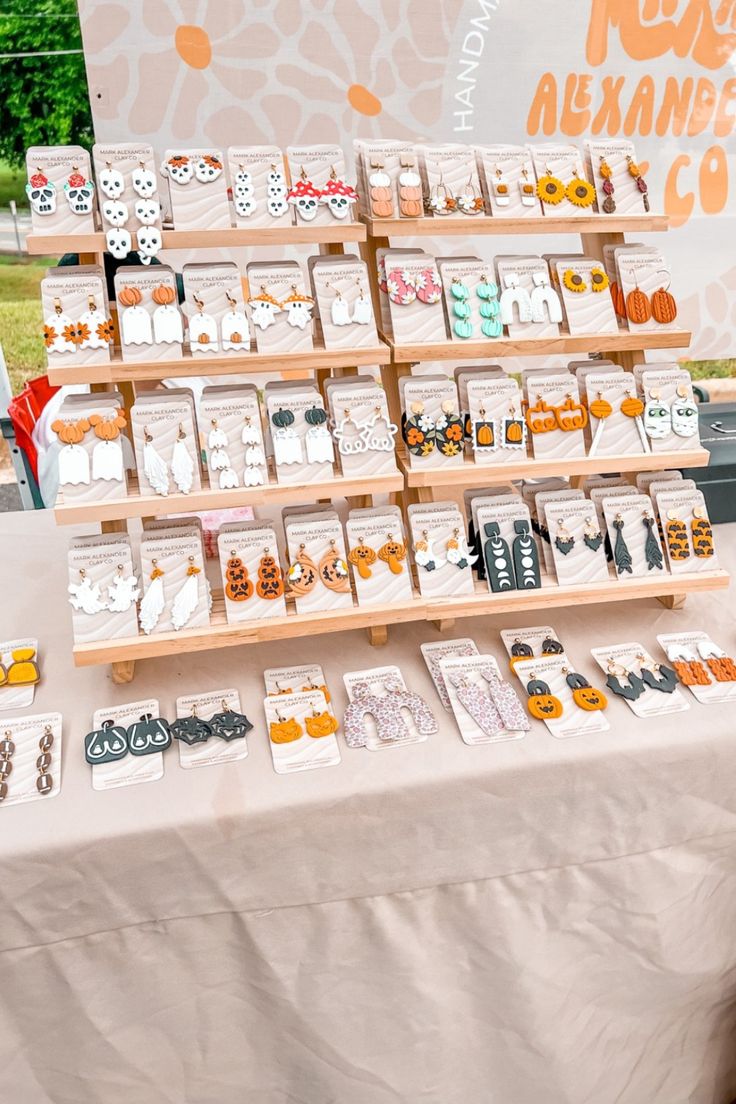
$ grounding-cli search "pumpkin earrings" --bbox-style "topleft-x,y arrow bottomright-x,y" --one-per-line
348,534 -> 407,578
477,273 -> 501,337
256,548 -> 285,599
625,269 -> 677,325
525,677 -> 563,720
564,669 -> 607,711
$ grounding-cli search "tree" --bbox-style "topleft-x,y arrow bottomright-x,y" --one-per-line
0,0 -> 93,169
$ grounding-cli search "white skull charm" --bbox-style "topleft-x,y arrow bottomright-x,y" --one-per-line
235,194 -> 257,219
286,175 -> 322,222
134,198 -> 160,225
98,165 -> 125,199
26,171 -> 56,216
106,228 -> 132,259
194,154 -> 223,183
137,226 -> 163,259
234,169 -> 254,196
165,155 -> 193,185
132,165 -> 157,198
320,174 -> 359,220
102,199 -> 129,227
64,170 -> 95,215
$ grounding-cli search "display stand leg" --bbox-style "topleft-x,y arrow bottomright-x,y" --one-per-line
658,593 -> 687,610
367,625 -> 389,646
111,659 -> 136,684
431,618 -> 456,633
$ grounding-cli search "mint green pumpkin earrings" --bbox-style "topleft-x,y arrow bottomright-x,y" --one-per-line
477,273 -> 502,337
451,278 -> 473,338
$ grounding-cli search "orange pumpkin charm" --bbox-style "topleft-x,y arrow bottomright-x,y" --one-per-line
620,394 -> 645,419
255,550 -> 284,600
152,284 -> 176,306
525,396 -> 558,434
554,394 -> 588,432
51,417 -> 90,445
625,286 -> 651,325
224,554 -> 254,601
589,396 -> 613,421
609,280 -> 626,319
88,408 -> 127,441
377,536 -> 406,575
348,539 -> 377,580
650,286 -> 677,324
118,285 -> 142,308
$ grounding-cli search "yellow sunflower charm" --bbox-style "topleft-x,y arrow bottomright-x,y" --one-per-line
536,171 -> 565,205
590,267 -> 609,293
562,269 -> 586,293
566,171 -> 596,207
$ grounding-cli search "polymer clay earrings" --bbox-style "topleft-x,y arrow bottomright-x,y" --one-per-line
612,514 -> 633,575
642,510 -> 664,571
477,273 -> 502,337
599,155 -> 616,213
525,677 -> 563,719
627,154 -> 650,211
691,506 -> 714,558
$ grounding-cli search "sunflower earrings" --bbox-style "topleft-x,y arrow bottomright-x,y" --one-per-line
536,164 -> 596,209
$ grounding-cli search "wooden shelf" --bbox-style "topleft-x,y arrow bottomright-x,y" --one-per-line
27,222 -> 366,256
55,469 -> 403,525
399,447 -> 710,488
72,568 -> 729,667
361,213 -> 669,237
384,329 -> 692,362
45,341 -> 390,385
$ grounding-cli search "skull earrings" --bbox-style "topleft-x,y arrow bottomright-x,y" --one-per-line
233,165 -> 256,219
320,166 -> 358,220
26,168 -> 56,215
287,168 -> 321,222
63,167 -> 95,215
267,163 -> 289,218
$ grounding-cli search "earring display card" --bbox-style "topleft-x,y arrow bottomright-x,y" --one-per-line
589,484 -> 640,551
285,145 -> 355,225
529,144 -> 595,217
0,638 -> 39,713
343,665 -> 430,752
467,377 -> 526,466
585,371 -> 648,457
284,516 -> 353,614
0,712 -> 62,807
175,689 -> 249,770
183,264 -> 251,358
41,268 -> 112,367
310,259 -> 378,349
440,654 -> 528,745
265,689 -> 341,773
68,534 -> 139,644
114,265 -> 183,362
601,494 -> 667,580
636,469 -> 683,493
616,249 -> 678,333
640,367 -> 700,452
496,258 -> 560,339
26,146 -> 95,234
655,488 -> 719,574
525,374 -> 587,460
346,509 -> 413,607
264,662 -> 331,698
439,260 -> 502,343
354,139 -> 423,220
513,655 -> 609,738
500,625 -> 563,661
476,501 -> 540,593
648,478 -> 696,502
555,258 -> 619,335
400,376 -> 464,471
218,523 -> 286,623
375,246 -> 425,335
475,145 -> 542,217
420,638 -> 479,711
54,391 -> 129,504
265,391 -> 334,486
384,252 -> 447,345
545,500 -> 609,585
585,140 -> 649,216
139,532 -> 210,635
657,631 -> 736,705
131,396 -> 201,496
161,148 -> 230,229
326,382 -> 398,478
407,502 -> 476,599
418,143 -> 484,217
93,142 -> 162,235
200,385 -> 267,491
534,489 -> 585,574
246,262 -> 314,354
88,699 -> 165,790
591,643 -> 689,717
227,146 -> 292,228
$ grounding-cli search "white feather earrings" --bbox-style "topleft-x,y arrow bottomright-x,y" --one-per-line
171,424 -> 195,494
171,556 -> 201,631
139,560 -> 165,634
143,426 -> 169,496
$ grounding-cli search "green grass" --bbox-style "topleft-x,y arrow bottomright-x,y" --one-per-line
681,358 -> 736,380
0,162 -> 29,209
0,257 -> 51,391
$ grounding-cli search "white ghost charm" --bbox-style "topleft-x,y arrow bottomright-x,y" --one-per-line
92,439 -> 124,482
304,406 -> 334,464
221,293 -> 250,350
142,428 -> 169,496
189,296 -> 219,353
68,571 -> 108,614
248,290 -> 282,330
140,563 -> 165,634
331,292 -> 351,327
352,288 -> 373,325
243,464 -> 264,487
98,165 -> 125,199
208,421 -> 232,479
57,443 -> 90,485
78,296 -> 112,350
272,427 -> 303,465
44,300 -> 76,355
132,164 -> 157,198
151,285 -> 183,345
171,426 -> 195,493
107,566 -> 140,612
283,289 -> 314,330
194,154 -> 223,183
219,467 -> 239,489
171,558 -> 201,631
26,170 -> 56,216
119,287 -> 152,345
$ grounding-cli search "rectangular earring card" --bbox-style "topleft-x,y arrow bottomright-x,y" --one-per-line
476,502 -> 541,594
590,643 -> 689,718
601,494 -> 668,580
326,381 -> 398,478
0,712 -> 63,806
284,517 -> 353,614
420,638 -> 479,711
342,665 -> 430,751
474,144 -> 542,217
41,268 -> 113,368
407,502 -> 476,598
218,523 -> 287,623
512,655 -> 609,738
226,146 -> 292,227
346,509 -> 413,607
175,689 -> 250,770
439,654 -> 528,745
310,258 -> 378,349
183,263 -> 251,357
114,265 -> 184,362
139,531 -> 210,635
264,689 -> 341,773
88,699 -> 165,790
655,488 -> 718,574
544,499 -> 609,585
26,145 -> 95,234
161,147 -> 231,229
68,534 -> 140,644
656,632 -> 736,705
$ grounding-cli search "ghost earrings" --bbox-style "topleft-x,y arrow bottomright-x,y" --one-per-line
119,286 -> 152,345
248,287 -> 282,330
221,291 -> 250,351
89,408 -> 126,483
189,294 -> 219,353
68,568 -> 108,615
413,530 -> 441,572
330,286 -> 351,327
304,405 -> 335,464
242,416 -> 265,487
271,408 -> 302,465
283,286 -> 314,330
107,563 -> 140,612
208,420 -> 238,490
327,282 -> 372,328
151,284 -> 183,345
52,416 -> 91,486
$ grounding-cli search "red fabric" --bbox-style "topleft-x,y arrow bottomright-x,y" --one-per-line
7,375 -> 59,482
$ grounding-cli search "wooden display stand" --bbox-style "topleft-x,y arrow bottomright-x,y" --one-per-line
32,211 -> 727,682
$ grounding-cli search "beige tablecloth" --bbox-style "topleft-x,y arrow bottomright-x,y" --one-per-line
2,511 -> 736,1104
